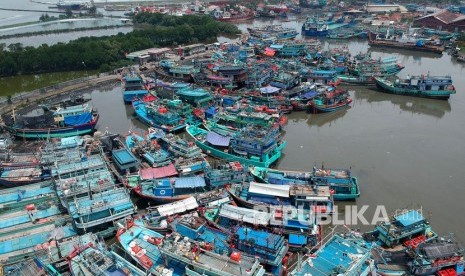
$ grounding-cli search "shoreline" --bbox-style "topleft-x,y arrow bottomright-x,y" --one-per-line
0,73 -> 120,117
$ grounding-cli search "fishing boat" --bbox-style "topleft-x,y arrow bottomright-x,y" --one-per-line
337,74 -> 375,85
176,87 -> 213,107
67,242 -> 146,276
227,182 -> 334,215
0,180 -> 55,210
375,75 -> 456,100
214,10 -> 255,22
186,124 -> 286,168
170,213 -> 286,275
125,132 -> 172,168
365,209 -> 437,248
118,219 -> 266,276
367,210 -> 465,276
132,100 -> 187,133
205,161 -> 252,188
122,72 -> 149,104
0,152 -> 39,168
248,25 -> 298,40
136,196 -> 199,233
301,16 -> 348,37
288,232 -> 376,275
348,56 -> 405,77
174,155 -> 209,176
368,31 -> 445,54
0,214 -> 77,265
202,202 -> 320,250
129,175 -> 209,204
116,221 -> 184,275
160,133 -> 203,159
250,166 -> 360,200
0,167 -> 51,187
308,88 -> 352,113
1,104 -> 99,139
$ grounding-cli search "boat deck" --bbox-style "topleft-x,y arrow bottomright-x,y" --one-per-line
292,234 -> 371,276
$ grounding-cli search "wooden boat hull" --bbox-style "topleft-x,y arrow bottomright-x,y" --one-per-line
132,186 -> 192,204
375,78 -> 454,100
309,99 -> 352,113
3,115 -> 99,139
186,125 -> 286,168
0,176 -> 51,188
132,101 -> 186,133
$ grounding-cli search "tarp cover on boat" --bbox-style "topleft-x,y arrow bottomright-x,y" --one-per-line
174,176 -> 206,188
259,86 -> 280,94
422,243 -> 459,259
156,196 -> 198,216
219,203 -> 270,225
64,112 -> 92,126
140,164 -> 178,180
394,210 -> 424,227
302,90 -> 319,100
206,131 -> 230,146
249,182 -> 290,198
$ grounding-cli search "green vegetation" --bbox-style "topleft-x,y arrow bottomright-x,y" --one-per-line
0,13 -> 240,77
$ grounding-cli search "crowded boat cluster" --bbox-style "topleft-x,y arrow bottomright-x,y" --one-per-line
0,10 -> 463,276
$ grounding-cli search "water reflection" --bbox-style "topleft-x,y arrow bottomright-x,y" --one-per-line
306,109 -> 349,127
353,87 -> 451,119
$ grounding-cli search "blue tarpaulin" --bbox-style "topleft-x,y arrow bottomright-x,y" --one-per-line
64,112 -> 92,126
174,176 -> 206,188
302,90 -> 319,99
206,131 -> 230,146
289,233 -> 307,245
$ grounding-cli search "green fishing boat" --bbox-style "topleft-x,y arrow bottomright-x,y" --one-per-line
186,124 -> 286,168
375,75 -> 456,100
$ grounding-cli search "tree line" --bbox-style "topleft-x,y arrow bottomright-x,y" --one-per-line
0,13 -> 240,77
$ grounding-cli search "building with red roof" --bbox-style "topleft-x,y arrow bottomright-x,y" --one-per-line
413,10 -> 465,32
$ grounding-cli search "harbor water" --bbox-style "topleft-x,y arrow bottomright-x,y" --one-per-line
0,2 -> 464,243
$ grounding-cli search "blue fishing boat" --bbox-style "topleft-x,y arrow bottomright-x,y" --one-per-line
308,88 -> 352,113
288,232 -> 376,275
54,153 -> 136,232
176,87 -> 213,107
301,69 -> 338,85
170,214 -> 287,275
206,161 -> 252,188
365,209 -> 437,248
121,72 -> 148,104
160,133 -> 203,159
132,100 -> 186,133
0,216 -> 77,265
301,16 -> 348,37
367,210 -> 465,276
1,104 -> 99,139
0,181 -> 55,210
116,221 -> 184,275
202,202 -> 320,250
186,124 -> 286,168
250,166 -> 360,200
130,175 -> 209,204
67,242 -> 147,276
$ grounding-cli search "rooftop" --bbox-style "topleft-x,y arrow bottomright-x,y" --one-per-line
416,9 -> 465,24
